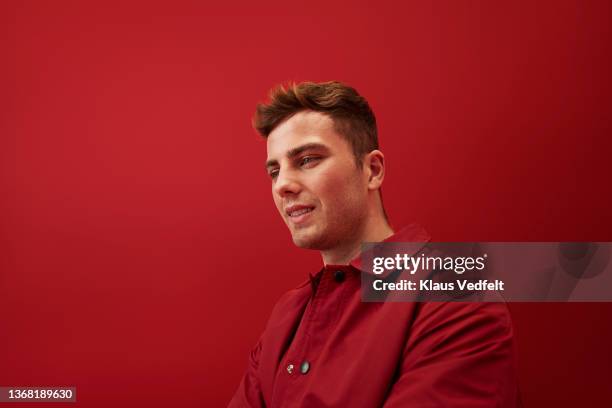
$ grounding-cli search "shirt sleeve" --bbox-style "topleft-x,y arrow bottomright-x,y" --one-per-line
228,337 -> 266,408
383,302 -> 522,408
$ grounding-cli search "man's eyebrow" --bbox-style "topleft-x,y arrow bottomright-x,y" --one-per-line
265,143 -> 329,170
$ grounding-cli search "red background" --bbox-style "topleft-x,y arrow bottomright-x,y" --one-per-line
1,1 -> 611,406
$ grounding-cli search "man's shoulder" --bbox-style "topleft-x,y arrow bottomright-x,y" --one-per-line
416,300 -> 512,326
263,278 -> 313,330
275,278 -> 312,305
408,300 -> 515,350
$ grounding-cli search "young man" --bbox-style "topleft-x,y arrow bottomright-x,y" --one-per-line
229,81 -> 520,407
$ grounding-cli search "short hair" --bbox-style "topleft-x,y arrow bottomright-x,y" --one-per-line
253,81 -> 378,164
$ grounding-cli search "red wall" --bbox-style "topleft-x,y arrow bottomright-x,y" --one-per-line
1,1 -> 611,406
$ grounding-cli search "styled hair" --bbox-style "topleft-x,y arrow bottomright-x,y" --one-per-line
253,81 -> 378,164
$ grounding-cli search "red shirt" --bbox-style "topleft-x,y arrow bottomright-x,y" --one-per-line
229,224 -> 521,407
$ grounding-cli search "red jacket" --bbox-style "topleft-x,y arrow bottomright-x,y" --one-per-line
230,225 -> 521,407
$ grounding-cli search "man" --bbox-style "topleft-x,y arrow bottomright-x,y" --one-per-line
229,81 -> 521,407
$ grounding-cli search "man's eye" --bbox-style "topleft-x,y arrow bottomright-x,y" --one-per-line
269,169 -> 279,179
300,156 -> 320,167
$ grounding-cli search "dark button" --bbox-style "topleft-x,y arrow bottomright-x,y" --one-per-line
300,361 -> 310,374
333,270 -> 345,282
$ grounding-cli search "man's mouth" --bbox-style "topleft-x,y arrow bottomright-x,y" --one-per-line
286,205 -> 315,222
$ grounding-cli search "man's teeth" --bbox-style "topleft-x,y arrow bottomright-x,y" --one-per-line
291,208 -> 312,216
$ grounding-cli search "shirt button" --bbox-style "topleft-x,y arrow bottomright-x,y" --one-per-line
286,364 -> 294,374
300,361 -> 310,374
334,270 -> 345,282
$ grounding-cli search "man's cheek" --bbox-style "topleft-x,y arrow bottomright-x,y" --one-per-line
317,172 -> 344,195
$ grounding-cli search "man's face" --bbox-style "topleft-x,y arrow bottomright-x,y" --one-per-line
266,111 -> 369,250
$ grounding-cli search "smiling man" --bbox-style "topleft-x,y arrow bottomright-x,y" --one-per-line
229,81 -> 521,407
265,109 -> 391,264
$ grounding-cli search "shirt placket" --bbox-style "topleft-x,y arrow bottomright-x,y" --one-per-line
271,267 -> 349,406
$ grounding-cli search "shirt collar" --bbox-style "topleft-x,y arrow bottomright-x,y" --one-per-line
310,223 -> 431,280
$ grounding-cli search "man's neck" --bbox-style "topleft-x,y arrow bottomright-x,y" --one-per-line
320,218 -> 394,265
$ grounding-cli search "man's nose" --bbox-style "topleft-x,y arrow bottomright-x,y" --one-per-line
273,168 -> 302,197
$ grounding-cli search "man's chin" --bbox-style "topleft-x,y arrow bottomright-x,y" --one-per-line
290,230 -> 324,250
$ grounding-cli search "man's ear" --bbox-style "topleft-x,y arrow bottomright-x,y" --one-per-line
364,150 -> 385,190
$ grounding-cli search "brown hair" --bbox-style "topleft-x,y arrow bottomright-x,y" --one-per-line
253,81 -> 378,164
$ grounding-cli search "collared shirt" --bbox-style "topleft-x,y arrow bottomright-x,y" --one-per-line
229,224 -> 521,407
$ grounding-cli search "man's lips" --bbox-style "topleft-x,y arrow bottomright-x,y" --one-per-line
285,204 -> 315,223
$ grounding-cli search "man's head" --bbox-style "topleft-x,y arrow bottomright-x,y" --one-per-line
254,81 -> 389,251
